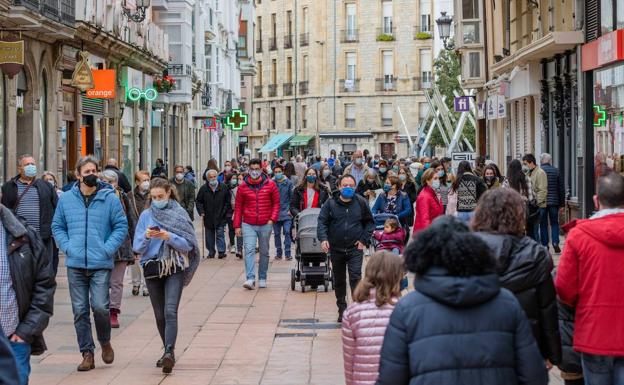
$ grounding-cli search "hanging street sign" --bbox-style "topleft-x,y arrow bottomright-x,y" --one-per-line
226,109 -> 248,131
0,38 -> 24,78
594,105 -> 607,127
127,87 -> 158,102
454,96 -> 471,112
71,51 -> 95,92
203,117 -> 217,130
86,69 -> 116,99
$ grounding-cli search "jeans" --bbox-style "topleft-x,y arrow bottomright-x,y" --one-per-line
242,223 -> 272,281
456,211 -> 474,225
130,263 -> 146,288
144,270 -> 184,348
331,248 -> 363,313
10,341 -> 30,385
581,353 -> 624,385
109,261 -> 128,310
273,219 -> 293,258
227,218 -> 243,251
205,224 -> 226,256
67,268 -> 111,353
540,206 -> 561,247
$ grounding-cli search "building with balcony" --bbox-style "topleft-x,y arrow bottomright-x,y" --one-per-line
0,0 -> 76,181
238,0 -> 258,156
252,0 -> 435,159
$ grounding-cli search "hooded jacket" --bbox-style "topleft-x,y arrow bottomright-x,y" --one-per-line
555,211 -> 624,356
1,205 -> 55,355
233,174 -> 280,228
475,233 -> 561,364
51,183 -> 129,270
376,268 -> 548,385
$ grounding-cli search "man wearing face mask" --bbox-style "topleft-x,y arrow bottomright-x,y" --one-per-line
196,170 -> 231,259
233,159 -> 280,289
342,150 -> 369,185
170,165 -> 196,221
318,174 -> 375,322
129,170 -> 152,297
51,156 -> 128,371
104,158 -> 132,193
522,154 -> 548,241
272,165 -> 294,260
2,154 -> 58,272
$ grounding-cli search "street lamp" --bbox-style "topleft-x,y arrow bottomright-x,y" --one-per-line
122,0 -> 151,23
436,11 -> 455,50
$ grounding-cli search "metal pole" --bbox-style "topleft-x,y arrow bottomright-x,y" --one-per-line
316,98 -> 324,155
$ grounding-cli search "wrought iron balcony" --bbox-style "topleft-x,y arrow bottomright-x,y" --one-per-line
300,33 -> 309,47
339,79 -> 360,92
284,34 -> 293,49
340,29 -> 359,43
283,83 -> 293,96
167,64 -> 192,76
254,85 -> 263,98
269,37 -> 277,51
268,84 -> 277,97
12,0 -> 75,27
299,81 -> 309,95
376,77 -> 396,91
376,27 -> 396,41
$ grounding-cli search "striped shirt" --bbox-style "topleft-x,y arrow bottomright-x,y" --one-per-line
0,224 -> 19,337
15,180 -> 40,233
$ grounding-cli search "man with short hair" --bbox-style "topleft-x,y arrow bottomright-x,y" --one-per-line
52,156 -> 128,371
522,153 -> 548,241
1,155 -> 58,272
294,155 -> 307,181
0,203 -> 55,385
342,151 -> 369,185
233,159 -> 280,289
318,174 -> 374,322
151,158 -> 167,179
556,172 -> 624,383
196,169 -> 230,259
170,165 -> 196,221
272,164 -> 294,261
104,158 -> 132,193
539,153 -> 565,253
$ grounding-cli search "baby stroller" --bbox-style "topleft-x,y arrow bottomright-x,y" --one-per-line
371,213 -> 401,250
290,208 -> 333,293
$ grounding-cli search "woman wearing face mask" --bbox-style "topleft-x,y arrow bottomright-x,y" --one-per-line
101,170 -> 138,329
320,163 -> 338,194
356,170 -> 382,207
483,164 -> 502,190
430,161 -> 450,213
377,160 -> 389,181
398,166 -> 418,227
371,176 -> 412,229
42,171 -> 63,197
451,161 -> 487,224
218,161 -> 235,183
290,168 -> 330,218
413,168 -> 444,234
227,173 -> 244,259
133,178 -> 200,374
129,170 -> 152,296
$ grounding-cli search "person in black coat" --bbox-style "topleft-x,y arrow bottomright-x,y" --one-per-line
104,158 -> 132,193
377,216 -> 548,385
473,188 -> 562,367
196,170 -> 231,259
289,168 -> 330,217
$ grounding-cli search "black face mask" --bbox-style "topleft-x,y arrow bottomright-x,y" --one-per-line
82,174 -> 98,188
485,176 -> 496,184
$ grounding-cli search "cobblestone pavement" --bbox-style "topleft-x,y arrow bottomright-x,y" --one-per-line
29,226 -> 565,384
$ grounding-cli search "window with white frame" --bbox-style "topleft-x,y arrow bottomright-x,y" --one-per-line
346,52 -> 356,81
382,50 -> 394,86
461,0 -> 481,44
205,43 -> 212,84
420,0 -> 431,32
468,52 -> 481,78
382,1 -> 393,34
381,103 -> 393,126
420,49 -> 432,88
303,55 -> 309,80
346,3 -> 357,38
303,7 -> 309,33
345,103 -> 356,128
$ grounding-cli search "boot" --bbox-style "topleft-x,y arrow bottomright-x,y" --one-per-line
110,308 -> 120,328
77,351 -> 95,371
161,345 -> 175,374
156,351 -> 165,368
101,342 -> 115,364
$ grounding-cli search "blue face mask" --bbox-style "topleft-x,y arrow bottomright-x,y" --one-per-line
379,167 -> 387,173
209,179 -> 218,187
431,180 -> 441,189
249,170 -> 262,179
151,199 -> 169,210
275,172 -> 284,180
306,175 -> 317,183
24,164 -> 37,178
340,186 -> 355,199
424,162 -> 430,169
383,184 -> 392,192
438,170 -> 445,177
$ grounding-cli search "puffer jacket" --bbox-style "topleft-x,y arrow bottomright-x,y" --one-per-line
342,292 -> 396,385
540,163 -> 564,207
475,232 -> 561,364
371,191 -> 412,224
51,183 -> 129,270
413,186 -> 443,234
233,174 -> 280,228
376,267 -> 548,385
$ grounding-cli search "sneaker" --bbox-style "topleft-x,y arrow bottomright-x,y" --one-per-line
553,245 -> 561,253
236,252 -> 243,259
132,285 -> 140,296
258,279 -> 267,288
243,280 -> 255,290
110,309 -> 120,329
230,245 -> 237,253
142,288 -> 149,297
274,255 -> 282,260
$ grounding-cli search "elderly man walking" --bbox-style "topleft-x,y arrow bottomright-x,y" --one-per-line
196,169 -> 231,259
539,153 -> 565,253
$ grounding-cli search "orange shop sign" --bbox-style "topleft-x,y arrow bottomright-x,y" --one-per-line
86,69 -> 116,99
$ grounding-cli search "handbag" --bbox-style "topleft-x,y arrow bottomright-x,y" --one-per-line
526,201 -> 540,225
142,259 -> 171,280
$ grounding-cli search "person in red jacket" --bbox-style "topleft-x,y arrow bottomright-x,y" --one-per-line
556,172 -> 624,383
234,158 -> 281,290
413,168 -> 444,234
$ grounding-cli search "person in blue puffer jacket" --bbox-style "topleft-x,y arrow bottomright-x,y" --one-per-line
371,175 -> 412,229
51,156 -> 128,372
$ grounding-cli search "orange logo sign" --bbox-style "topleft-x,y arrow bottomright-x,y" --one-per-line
86,69 -> 116,99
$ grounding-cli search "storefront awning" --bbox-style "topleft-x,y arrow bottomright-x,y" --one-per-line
258,133 -> 293,153
289,134 -> 315,147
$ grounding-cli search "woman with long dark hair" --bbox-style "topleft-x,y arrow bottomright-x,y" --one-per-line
430,160 -> 450,212
483,164 -> 502,190
503,159 -> 534,201
290,167 -> 330,217
133,178 -> 200,374
450,161 -> 487,224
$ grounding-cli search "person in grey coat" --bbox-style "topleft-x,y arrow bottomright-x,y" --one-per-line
272,164 -> 294,260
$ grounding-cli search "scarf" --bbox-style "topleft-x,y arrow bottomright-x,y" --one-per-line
151,199 -> 200,286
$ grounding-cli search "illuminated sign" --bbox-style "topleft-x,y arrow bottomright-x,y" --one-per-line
594,105 -> 606,127
226,109 -> 248,131
127,87 -> 158,102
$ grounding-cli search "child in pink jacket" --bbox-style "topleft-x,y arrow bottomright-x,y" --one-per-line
372,218 -> 406,254
342,251 -> 404,385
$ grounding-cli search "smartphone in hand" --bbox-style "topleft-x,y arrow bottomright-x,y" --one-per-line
149,226 -> 161,232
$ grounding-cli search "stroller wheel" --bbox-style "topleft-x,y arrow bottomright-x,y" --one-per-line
301,280 -> 306,293
290,269 -> 296,291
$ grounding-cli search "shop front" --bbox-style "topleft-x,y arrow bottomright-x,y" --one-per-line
319,132 -> 374,159
288,134 -> 315,159
582,28 -> 624,216
258,133 -> 293,159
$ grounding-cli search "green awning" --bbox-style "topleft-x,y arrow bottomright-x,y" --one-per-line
289,134 -> 315,147
258,133 -> 294,153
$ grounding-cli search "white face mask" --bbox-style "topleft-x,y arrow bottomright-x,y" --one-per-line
140,181 -> 150,191
224,166 -> 232,172
175,173 -> 184,181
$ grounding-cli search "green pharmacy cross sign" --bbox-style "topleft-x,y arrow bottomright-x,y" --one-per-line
226,109 -> 248,131
127,87 -> 158,102
594,105 -> 606,127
